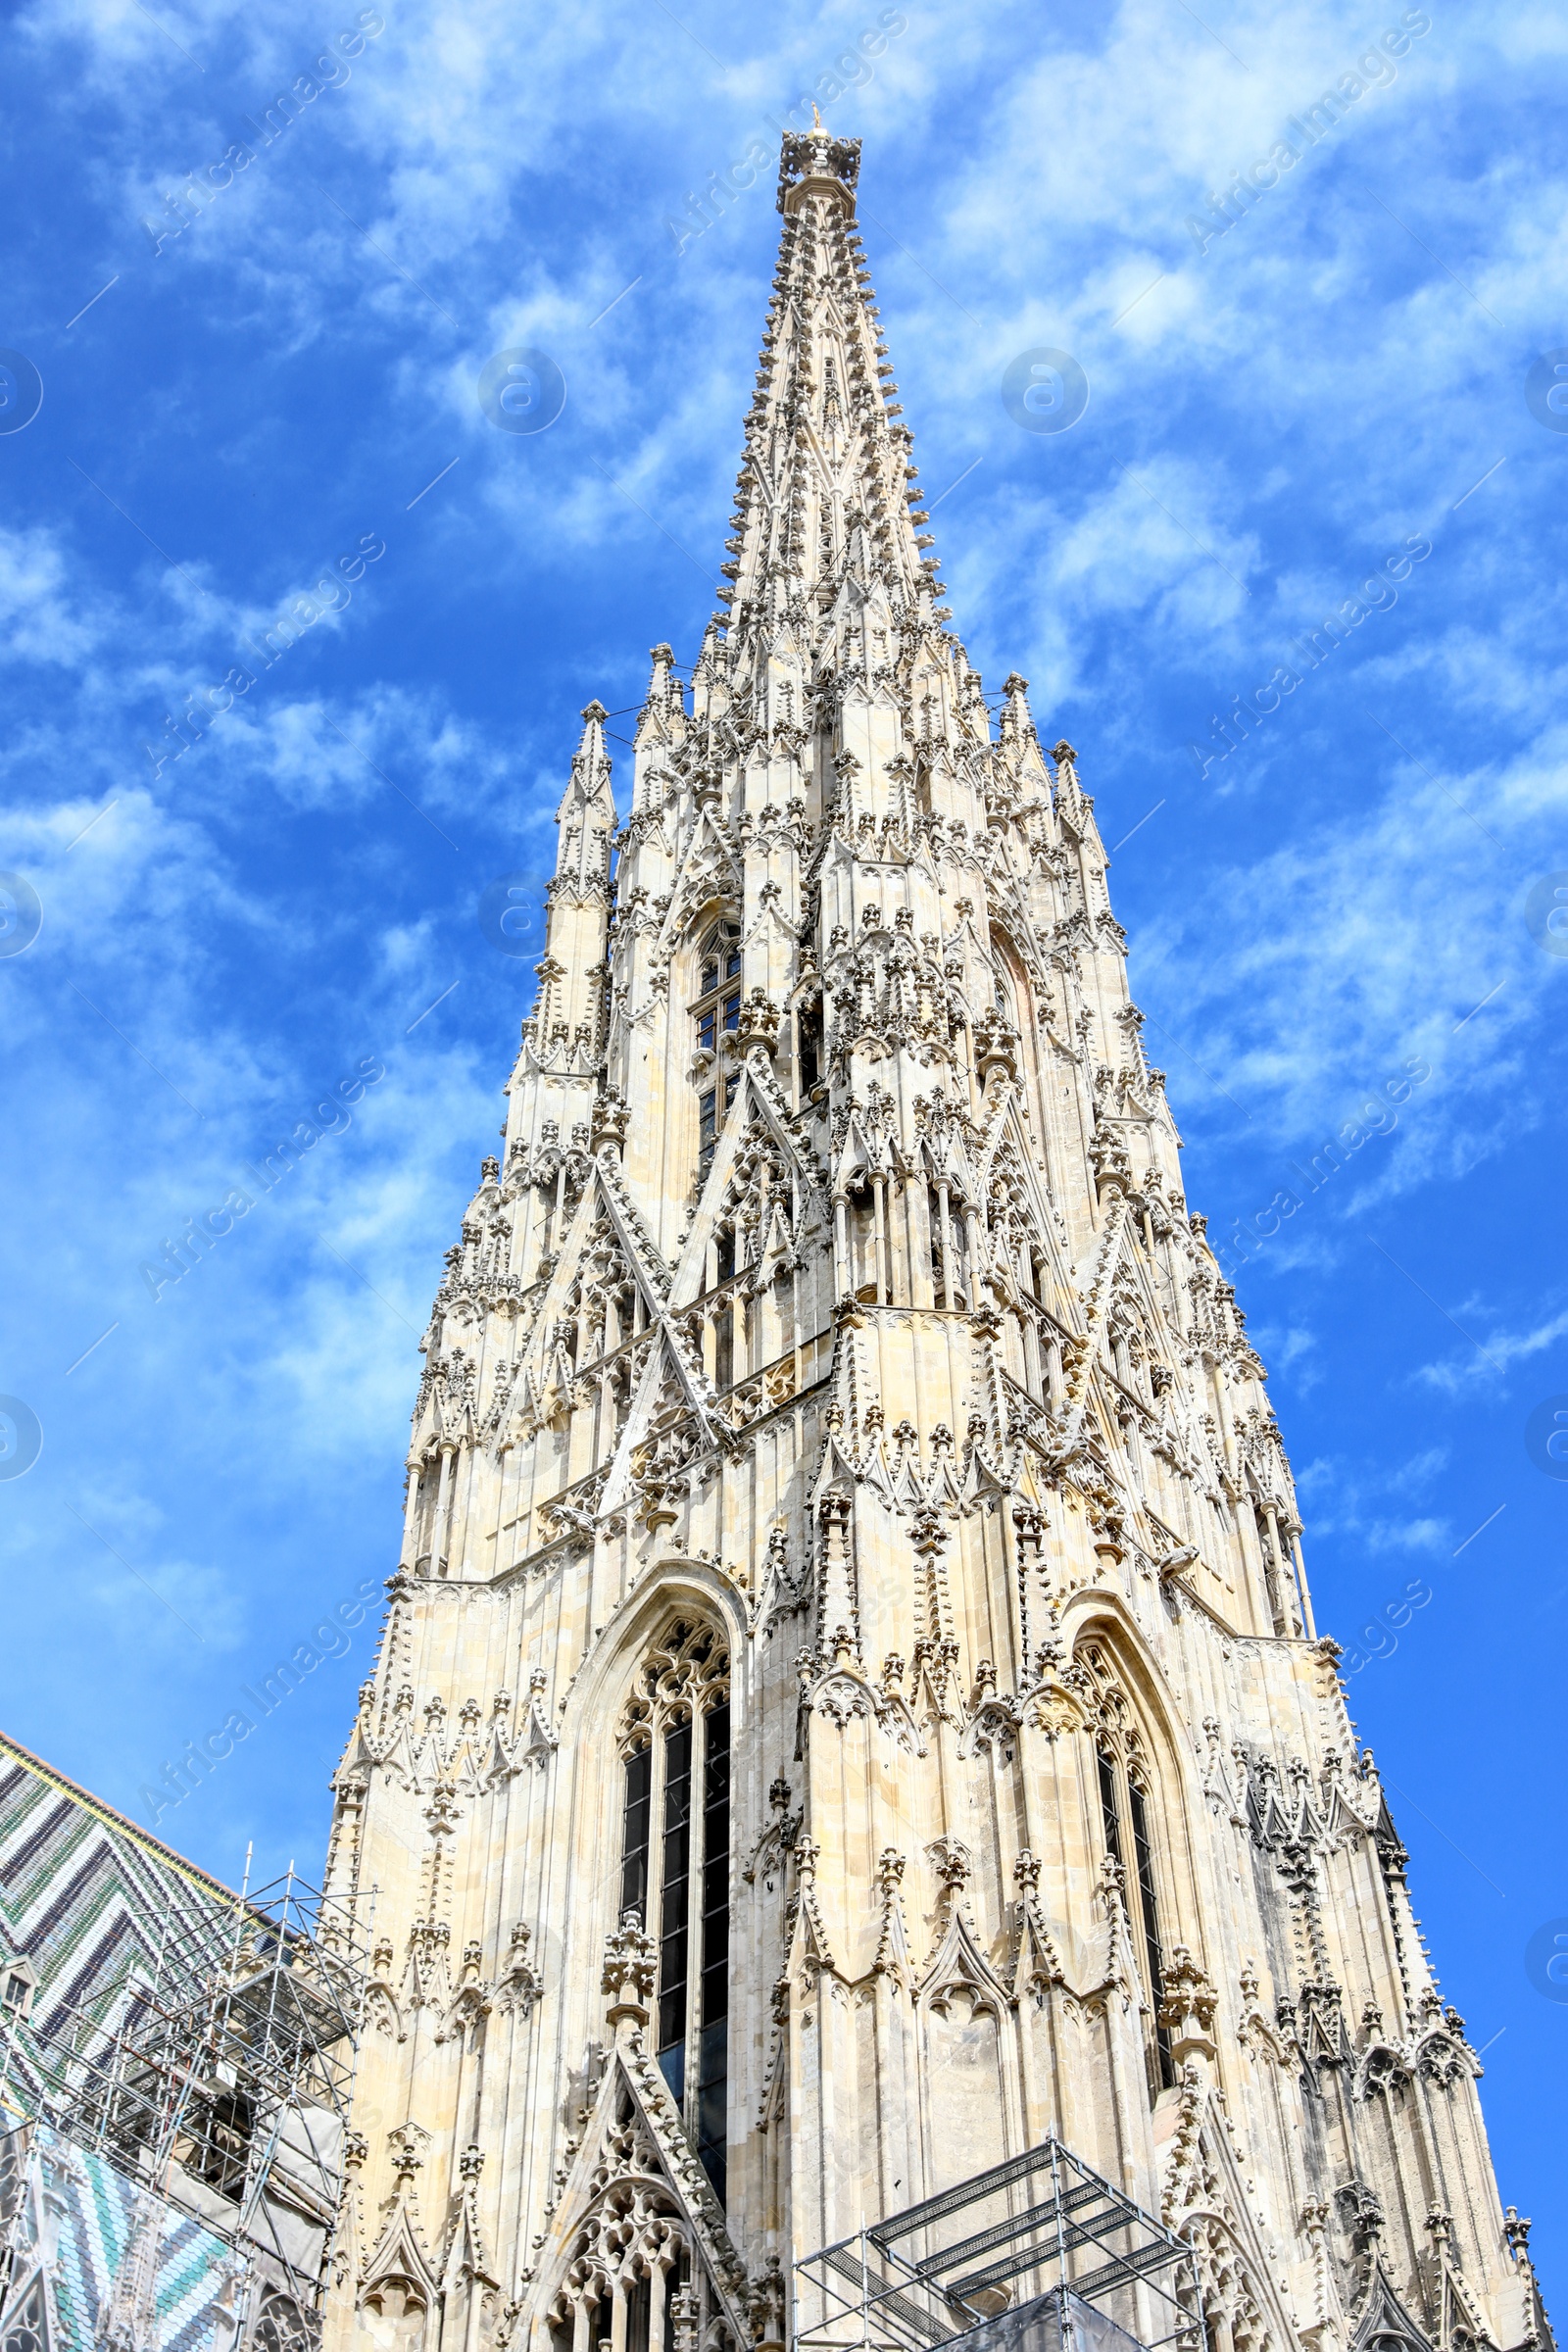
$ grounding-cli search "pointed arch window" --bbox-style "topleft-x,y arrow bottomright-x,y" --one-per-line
619,1622 -> 732,2202
692,921 -> 742,1054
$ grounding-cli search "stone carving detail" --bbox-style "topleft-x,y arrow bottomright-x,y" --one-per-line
320,123 -> 1539,2352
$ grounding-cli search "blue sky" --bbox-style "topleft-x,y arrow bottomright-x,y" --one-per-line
2,0 -> 1565,2289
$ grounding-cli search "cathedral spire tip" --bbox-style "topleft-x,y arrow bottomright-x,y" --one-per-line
776,122 -> 861,218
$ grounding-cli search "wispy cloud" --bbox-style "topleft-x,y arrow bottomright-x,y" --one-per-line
1415,1299 -> 1568,1394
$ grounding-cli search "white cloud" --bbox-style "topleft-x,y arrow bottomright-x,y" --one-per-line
1415,1299 -> 1568,1395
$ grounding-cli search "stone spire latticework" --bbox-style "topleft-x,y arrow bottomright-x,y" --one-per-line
321,128 -> 1548,2352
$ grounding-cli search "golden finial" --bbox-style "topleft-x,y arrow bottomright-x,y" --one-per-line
811,103 -> 823,129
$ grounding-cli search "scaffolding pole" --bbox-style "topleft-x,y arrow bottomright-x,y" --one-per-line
14,1867 -> 367,2317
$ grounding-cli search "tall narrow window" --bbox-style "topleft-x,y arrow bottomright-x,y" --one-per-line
1127,1778 -> 1174,2087
1097,1748 -> 1123,1874
657,1720 -> 693,2097
797,1004 -> 822,1097
692,920 -> 742,1053
926,1186 -> 967,1310
697,1700 -> 730,2202
621,1745 -> 652,1922
1098,1745 -> 1174,2092
618,1626 -> 733,2201
625,2280 -> 651,2352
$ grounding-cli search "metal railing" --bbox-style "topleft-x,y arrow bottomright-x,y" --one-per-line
795,2139 -> 1199,2352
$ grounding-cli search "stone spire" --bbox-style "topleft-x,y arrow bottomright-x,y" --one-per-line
721,129 -> 944,627
324,130 -> 1543,2352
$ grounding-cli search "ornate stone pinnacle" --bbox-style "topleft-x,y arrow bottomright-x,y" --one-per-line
1158,1944 -> 1219,2067
601,1911 -> 657,2028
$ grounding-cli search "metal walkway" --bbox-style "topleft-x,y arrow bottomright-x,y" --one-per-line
795,2138 -> 1198,2352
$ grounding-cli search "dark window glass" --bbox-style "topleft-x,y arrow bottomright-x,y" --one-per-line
621,1746 -> 652,1922
1097,1748 -> 1123,1872
626,2278 -> 651,2352
693,921 -> 742,1061
619,1643 -> 732,2205
699,1091 -> 717,1176
657,1720 -> 693,2089
698,1701 -> 730,2201
713,1315 -> 733,1391
1128,1778 -> 1174,2087
700,1702 -> 730,2022
799,1009 -> 820,1094
715,1232 -> 735,1282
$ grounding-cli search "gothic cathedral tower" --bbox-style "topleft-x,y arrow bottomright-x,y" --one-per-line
321,129 -> 1549,2352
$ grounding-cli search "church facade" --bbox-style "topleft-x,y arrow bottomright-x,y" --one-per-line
319,129 -> 1549,2352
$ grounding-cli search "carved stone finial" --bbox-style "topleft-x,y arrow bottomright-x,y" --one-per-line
1343,2182 -> 1384,2254
929,1837 -> 970,1890
601,1910 -> 657,2028
1504,2209 -> 1534,2264
1158,1944 -> 1219,2068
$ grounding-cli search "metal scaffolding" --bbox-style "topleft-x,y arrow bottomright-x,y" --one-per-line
795,2140 -> 1199,2352
10,1864 -> 367,2320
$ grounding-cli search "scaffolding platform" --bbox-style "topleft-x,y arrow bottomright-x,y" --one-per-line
795,2140 -> 1199,2352
0,1865 -> 367,2348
